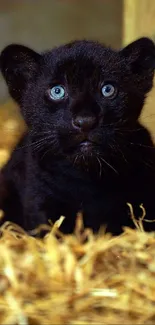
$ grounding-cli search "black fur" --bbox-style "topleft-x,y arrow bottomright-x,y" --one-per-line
1,37 -> 155,234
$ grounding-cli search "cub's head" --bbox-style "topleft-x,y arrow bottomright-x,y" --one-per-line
1,38 -> 155,173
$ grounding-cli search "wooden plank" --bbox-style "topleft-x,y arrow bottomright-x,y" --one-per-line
123,0 -> 155,138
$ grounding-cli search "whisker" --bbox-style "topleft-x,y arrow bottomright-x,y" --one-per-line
29,130 -> 52,136
17,135 -> 55,150
142,160 -> 154,169
17,139 -> 45,150
40,139 -> 59,160
112,139 -> 128,163
129,142 -> 154,149
41,148 -> 53,160
99,156 -> 119,175
73,155 -> 79,166
82,154 -> 86,165
96,156 -> 102,178
115,127 -> 143,133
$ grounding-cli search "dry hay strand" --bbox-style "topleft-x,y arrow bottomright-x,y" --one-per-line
0,210 -> 154,324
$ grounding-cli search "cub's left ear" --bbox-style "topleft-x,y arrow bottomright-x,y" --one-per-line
0,44 -> 42,103
120,37 -> 155,73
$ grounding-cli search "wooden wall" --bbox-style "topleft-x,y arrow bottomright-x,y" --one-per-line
123,0 -> 155,138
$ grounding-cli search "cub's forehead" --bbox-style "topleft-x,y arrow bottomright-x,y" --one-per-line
43,41 -> 123,79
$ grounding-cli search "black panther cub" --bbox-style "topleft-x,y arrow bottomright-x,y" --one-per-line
1,37 -> 155,234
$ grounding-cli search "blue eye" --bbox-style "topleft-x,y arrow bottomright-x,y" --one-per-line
101,84 -> 116,98
48,85 -> 66,100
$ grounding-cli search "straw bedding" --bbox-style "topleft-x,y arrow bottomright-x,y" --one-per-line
0,101 -> 155,324
0,212 -> 155,324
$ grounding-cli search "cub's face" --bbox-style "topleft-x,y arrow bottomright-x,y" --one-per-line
1,38 -> 155,172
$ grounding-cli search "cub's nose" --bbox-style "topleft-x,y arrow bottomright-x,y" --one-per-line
72,115 -> 97,131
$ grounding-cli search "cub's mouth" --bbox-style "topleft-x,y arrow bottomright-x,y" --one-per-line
65,139 -> 103,170
63,138 -> 118,176
66,139 -> 100,156
78,140 -> 97,154
60,133 -> 103,166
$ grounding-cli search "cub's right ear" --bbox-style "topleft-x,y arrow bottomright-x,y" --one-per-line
0,44 -> 41,103
120,37 -> 155,73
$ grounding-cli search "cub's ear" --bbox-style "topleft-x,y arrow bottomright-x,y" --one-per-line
0,44 -> 41,102
120,37 -> 155,73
